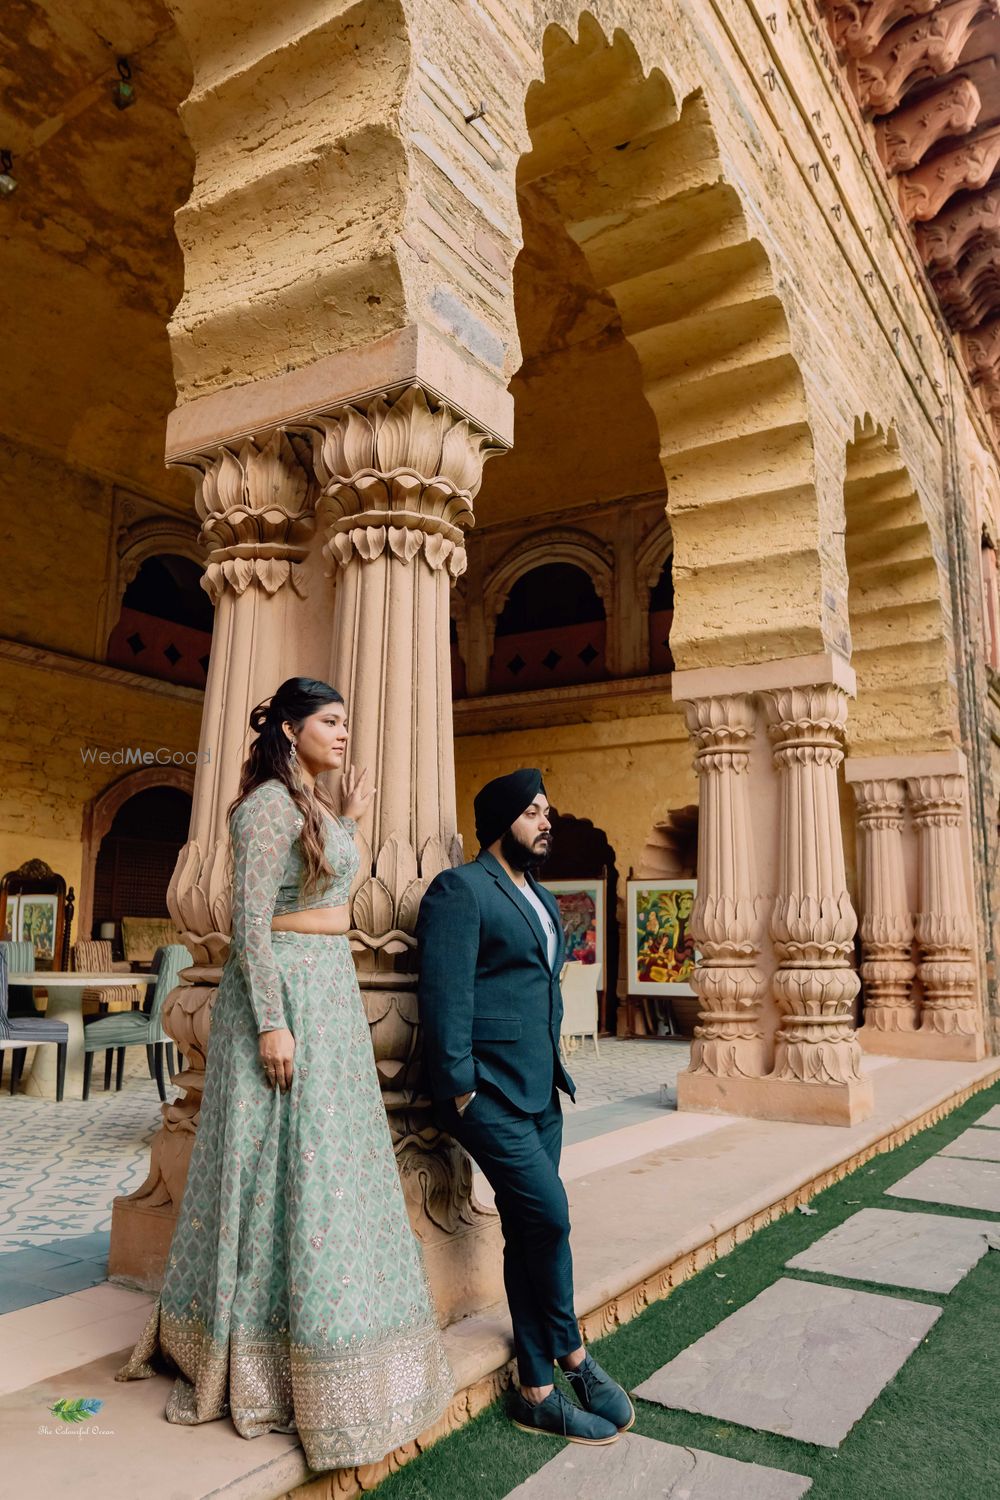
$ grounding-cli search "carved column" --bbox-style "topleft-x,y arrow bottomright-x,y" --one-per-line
907,772 -> 985,1055
109,431 -> 324,1285
852,778 -> 918,1037
763,685 -> 874,1123
306,384 -> 505,1321
677,695 -> 768,1098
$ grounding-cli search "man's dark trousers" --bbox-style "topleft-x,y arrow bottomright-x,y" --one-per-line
441,1086 -> 579,1385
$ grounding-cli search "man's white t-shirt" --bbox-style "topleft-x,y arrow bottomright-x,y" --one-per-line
517,880 -> 559,970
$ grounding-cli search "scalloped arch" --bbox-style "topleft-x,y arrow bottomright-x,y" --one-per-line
844,415 -> 956,754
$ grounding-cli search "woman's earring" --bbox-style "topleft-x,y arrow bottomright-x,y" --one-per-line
289,740 -> 298,762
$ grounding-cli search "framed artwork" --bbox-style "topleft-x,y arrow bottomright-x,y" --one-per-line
541,879 -> 605,972
18,894 -> 59,964
1,894 -> 19,943
627,879 -> 698,995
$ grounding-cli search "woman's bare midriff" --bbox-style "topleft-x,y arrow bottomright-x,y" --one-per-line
271,904 -> 350,935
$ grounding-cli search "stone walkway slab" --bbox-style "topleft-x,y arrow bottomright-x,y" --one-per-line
940,1128 -> 1000,1163
786,1208 -> 995,1292
633,1277 -> 940,1447
886,1156 -> 1000,1213
506,1432 -> 812,1498
972,1104 -> 1000,1130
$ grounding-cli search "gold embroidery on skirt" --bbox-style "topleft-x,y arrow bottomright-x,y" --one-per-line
117,1303 -> 451,1468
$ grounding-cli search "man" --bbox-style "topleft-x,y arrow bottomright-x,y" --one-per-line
417,768 -> 633,1445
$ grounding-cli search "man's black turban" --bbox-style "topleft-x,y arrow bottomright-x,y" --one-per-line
474,768 -> 546,850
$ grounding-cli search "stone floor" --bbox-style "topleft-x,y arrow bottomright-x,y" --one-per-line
1,1047 -> 997,1498
0,1037 -> 686,1315
510,1085 -> 1000,1498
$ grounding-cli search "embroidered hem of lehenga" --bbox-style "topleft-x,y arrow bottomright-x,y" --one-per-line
116,1299 -> 455,1470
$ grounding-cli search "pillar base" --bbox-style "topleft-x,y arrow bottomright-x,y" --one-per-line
858,1025 -> 986,1062
108,1197 -> 177,1291
421,1218 -> 505,1326
677,1067 -> 875,1126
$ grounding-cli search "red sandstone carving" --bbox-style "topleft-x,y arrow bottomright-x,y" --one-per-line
876,77 -> 980,173
900,120 -> 1000,220
916,186 -> 1000,269
853,0 -> 997,115
932,239 -> 1000,324
821,0 -> 938,60
963,314 -> 1000,380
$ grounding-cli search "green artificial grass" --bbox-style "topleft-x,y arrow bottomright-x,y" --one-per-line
371,1078 -> 1000,1500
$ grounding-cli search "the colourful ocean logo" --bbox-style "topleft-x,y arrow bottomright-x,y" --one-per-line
48,1398 -> 104,1424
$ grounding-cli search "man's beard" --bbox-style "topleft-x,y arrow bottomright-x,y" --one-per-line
501,827 -> 552,873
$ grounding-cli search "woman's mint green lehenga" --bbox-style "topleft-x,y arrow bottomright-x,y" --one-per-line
116,779 -> 453,1470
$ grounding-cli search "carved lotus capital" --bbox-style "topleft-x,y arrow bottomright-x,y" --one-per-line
305,386 -> 504,567
327,523 -> 467,577
762,683 -> 849,747
905,771 -> 966,818
179,429 -> 316,603
852,776 -> 907,824
683,693 -> 757,758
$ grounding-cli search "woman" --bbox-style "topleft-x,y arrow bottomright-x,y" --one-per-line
117,677 -> 454,1471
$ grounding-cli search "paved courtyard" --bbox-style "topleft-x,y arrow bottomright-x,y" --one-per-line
0,1037 -> 688,1314
1,1052 -> 996,1498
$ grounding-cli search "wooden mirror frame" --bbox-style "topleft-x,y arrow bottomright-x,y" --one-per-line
0,859 -> 74,970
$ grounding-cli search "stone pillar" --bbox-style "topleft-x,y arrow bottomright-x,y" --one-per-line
307,383 -> 505,1322
762,684 -> 874,1124
851,778 -> 918,1038
110,430 -> 329,1285
845,751 -> 987,1061
672,656 -> 874,1126
907,769 -> 986,1059
676,694 -> 769,1110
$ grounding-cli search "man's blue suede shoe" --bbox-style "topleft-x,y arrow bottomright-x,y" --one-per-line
509,1386 -> 620,1445
564,1354 -> 635,1430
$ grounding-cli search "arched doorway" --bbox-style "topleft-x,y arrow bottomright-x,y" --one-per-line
107,552 -> 212,689
92,785 -> 192,939
544,810 -> 619,1033
648,554 -> 675,674
79,768 -> 194,942
489,561 -> 607,692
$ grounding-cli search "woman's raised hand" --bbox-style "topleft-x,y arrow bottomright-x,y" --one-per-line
342,764 -> 375,821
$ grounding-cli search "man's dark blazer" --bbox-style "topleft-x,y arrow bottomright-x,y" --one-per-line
416,850 -> 575,1114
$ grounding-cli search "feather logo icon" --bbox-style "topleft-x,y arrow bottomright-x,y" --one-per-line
49,1397 -> 104,1423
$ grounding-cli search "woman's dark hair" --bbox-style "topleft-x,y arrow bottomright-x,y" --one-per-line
229,677 -> 345,899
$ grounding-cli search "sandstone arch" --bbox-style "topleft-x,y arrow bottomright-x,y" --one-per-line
843,417 -> 956,754
635,519 -> 674,601
519,16 -> 826,671
79,765 -> 195,942
482,528 -> 614,656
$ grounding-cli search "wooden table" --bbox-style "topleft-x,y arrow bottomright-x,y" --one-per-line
7,971 -> 157,1100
